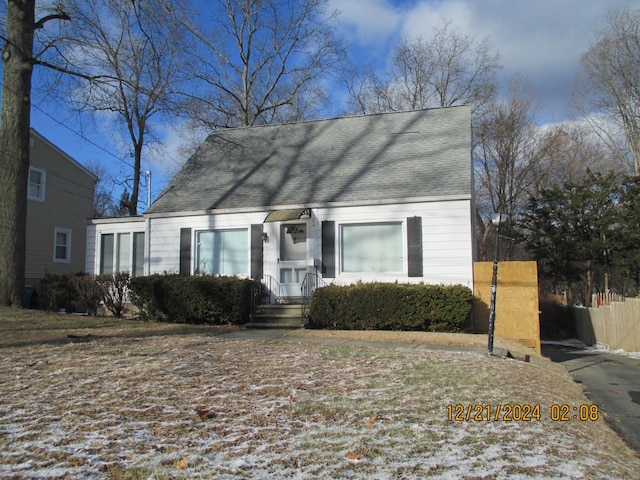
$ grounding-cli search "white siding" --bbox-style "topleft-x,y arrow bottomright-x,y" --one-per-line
86,218 -> 145,275
86,199 -> 474,289
149,212 -> 265,275
313,200 -> 473,288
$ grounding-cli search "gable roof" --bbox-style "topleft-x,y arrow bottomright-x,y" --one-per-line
148,105 -> 471,215
30,128 -> 98,182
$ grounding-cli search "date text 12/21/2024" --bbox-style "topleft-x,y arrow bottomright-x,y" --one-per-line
447,404 -> 600,422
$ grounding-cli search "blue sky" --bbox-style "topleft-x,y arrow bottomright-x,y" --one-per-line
24,0 -> 640,210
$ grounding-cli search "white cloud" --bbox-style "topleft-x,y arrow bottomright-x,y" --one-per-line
333,0 -> 639,122
329,0 -> 401,45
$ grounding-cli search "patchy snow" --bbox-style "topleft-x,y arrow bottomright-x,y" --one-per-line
542,339 -> 640,359
1,336 -> 638,479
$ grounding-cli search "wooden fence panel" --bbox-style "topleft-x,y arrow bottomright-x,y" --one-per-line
573,298 -> 640,352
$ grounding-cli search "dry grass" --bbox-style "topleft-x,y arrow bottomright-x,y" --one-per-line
0,308 -> 638,479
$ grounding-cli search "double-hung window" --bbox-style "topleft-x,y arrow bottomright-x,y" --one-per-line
53,227 -> 72,263
196,229 -> 248,275
28,167 -> 46,201
341,222 -> 403,273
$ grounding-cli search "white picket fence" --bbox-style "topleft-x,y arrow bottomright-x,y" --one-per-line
573,297 -> 640,352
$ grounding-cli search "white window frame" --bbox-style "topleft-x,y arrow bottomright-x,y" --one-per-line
195,228 -> 249,276
99,231 -> 145,276
340,222 -> 404,274
53,227 -> 72,263
28,166 -> 46,202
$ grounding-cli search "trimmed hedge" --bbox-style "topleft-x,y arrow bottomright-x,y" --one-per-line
128,274 -> 254,325
307,282 -> 473,332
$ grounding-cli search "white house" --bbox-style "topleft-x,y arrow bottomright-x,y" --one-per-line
86,106 -> 474,302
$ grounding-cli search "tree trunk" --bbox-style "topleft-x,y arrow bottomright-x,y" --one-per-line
0,0 -> 36,306
584,261 -> 594,308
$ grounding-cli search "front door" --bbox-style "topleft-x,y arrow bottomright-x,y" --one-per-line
279,223 -> 307,298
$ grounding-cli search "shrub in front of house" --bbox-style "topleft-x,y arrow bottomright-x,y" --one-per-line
128,273 -> 172,321
71,274 -> 104,316
307,282 -> 473,332
96,272 -> 130,318
128,274 -> 254,325
39,273 -> 77,313
40,272 -> 131,316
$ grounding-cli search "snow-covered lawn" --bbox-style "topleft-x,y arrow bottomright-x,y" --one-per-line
1,329 -> 639,479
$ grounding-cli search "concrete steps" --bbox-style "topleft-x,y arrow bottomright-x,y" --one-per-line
247,303 -> 305,329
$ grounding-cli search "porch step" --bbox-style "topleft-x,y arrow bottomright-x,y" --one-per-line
247,304 -> 305,329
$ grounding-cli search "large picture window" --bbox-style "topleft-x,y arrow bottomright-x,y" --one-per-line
196,229 -> 248,275
341,223 -> 403,273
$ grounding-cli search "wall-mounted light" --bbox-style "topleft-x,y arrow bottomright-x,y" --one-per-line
261,232 -> 269,243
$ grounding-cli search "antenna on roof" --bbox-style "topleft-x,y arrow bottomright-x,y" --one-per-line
145,170 -> 151,208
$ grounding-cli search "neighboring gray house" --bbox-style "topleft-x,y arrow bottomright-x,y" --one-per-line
26,129 -> 97,287
86,106 -> 474,299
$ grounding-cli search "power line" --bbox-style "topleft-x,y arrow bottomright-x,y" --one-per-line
0,78 -> 137,171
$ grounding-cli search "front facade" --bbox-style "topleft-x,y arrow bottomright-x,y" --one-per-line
26,129 -> 97,286
87,106 -> 474,298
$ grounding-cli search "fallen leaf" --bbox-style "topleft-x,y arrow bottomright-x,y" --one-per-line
195,407 -> 216,420
175,456 -> 188,469
347,451 -> 370,463
366,414 -> 379,429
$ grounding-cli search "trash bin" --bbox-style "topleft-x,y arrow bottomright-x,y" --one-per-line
24,285 -> 34,308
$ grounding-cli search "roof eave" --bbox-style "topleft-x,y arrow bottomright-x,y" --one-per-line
144,194 -> 473,219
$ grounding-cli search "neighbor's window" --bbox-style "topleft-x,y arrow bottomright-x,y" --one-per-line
53,227 -> 72,263
196,229 -> 248,275
28,167 -> 46,201
341,223 -> 403,273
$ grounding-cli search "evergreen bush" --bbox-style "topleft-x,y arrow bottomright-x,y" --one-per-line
128,274 -> 254,325
308,282 -> 473,332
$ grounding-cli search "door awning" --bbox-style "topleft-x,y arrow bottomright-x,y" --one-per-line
264,208 -> 311,222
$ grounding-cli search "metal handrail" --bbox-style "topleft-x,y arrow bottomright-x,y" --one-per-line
250,275 -> 282,316
301,271 -> 327,320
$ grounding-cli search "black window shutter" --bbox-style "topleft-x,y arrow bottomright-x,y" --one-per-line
407,216 -> 423,277
250,224 -> 264,280
321,221 -> 335,278
179,228 -> 191,275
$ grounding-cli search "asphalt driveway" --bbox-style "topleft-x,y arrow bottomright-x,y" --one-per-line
542,344 -> 640,453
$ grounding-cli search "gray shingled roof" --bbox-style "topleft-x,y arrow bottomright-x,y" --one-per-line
148,106 -> 471,214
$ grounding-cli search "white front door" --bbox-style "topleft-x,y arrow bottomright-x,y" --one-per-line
279,223 -> 307,298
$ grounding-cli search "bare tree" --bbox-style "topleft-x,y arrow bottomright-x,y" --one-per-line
474,75 -> 554,260
85,161 -> 118,218
572,9 -> 640,175
182,0 -> 346,128
0,1 -> 70,306
346,21 -> 501,118
58,0 -> 189,216
539,123 -> 618,188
